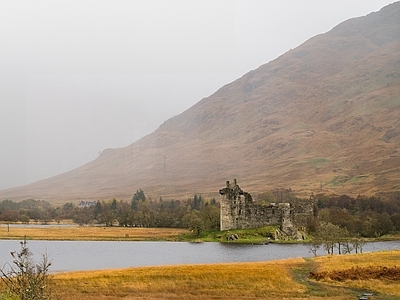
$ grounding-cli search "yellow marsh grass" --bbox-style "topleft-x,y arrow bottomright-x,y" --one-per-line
51,251 -> 400,300
0,226 -> 188,241
4,252 -> 399,299
312,250 -> 400,272
311,250 -> 400,298
53,259 -> 307,300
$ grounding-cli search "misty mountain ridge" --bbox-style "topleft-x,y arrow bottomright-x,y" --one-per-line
1,2 -> 400,202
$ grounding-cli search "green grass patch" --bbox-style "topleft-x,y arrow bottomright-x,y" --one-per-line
381,95 -> 400,107
327,174 -> 369,186
309,158 -> 330,167
328,175 -> 350,186
179,226 -> 278,244
347,175 -> 369,184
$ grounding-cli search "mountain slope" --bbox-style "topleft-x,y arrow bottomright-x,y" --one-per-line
2,2 -> 400,201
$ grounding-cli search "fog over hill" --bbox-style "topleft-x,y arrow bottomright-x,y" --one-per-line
1,2 -> 400,202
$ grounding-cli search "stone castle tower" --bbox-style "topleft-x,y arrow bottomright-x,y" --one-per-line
219,179 -> 252,231
219,179 -> 314,237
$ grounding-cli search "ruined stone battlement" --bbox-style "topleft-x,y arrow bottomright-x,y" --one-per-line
219,179 -> 314,238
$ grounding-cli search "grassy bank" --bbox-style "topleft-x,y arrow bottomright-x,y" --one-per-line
179,226 -> 283,243
46,250 -> 400,300
0,225 -> 285,244
1,223 -> 398,244
0,226 -> 188,241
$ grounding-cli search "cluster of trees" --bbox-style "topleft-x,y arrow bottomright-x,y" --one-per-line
0,191 -> 220,235
314,193 -> 400,237
0,199 -> 56,224
308,221 -> 365,256
71,191 -> 220,235
305,192 -> 400,256
256,188 -> 297,205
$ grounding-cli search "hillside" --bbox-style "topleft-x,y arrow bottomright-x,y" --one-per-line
1,2 -> 400,202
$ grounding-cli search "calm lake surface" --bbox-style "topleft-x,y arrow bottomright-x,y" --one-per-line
1,240 -> 399,273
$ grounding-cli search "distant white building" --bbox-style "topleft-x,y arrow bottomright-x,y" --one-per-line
78,201 -> 96,209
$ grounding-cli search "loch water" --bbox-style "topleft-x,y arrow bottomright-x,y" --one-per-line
1,240 -> 399,273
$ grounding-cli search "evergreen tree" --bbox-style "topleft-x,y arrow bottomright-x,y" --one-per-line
111,198 -> 117,211
132,189 -> 146,211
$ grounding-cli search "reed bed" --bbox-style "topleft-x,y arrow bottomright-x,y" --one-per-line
312,250 -> 400,272
0,226 -> 188,241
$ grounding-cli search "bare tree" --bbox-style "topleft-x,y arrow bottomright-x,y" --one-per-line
307,239 -> 321,257
351,234 -> 366,254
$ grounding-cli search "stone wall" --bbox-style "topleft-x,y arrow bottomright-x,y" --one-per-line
219,179 -> 314,236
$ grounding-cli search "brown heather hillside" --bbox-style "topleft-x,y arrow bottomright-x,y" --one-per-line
1,2 -> 400,202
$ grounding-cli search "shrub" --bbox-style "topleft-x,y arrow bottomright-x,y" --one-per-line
0,240 -> 56,300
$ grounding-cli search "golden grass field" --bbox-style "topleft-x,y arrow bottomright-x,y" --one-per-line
52,259 -> 307,300
0,225 -> 188,241
46,251 -> 400,300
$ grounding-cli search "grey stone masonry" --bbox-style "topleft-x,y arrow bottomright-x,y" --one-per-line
219,179 -> 314,237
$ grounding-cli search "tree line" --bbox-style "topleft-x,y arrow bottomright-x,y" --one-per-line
305,192 -> 400,256
0,191 -> 220,235
314,192 -> 400,236
1,190 -> 400,240
0,199 -> 55,224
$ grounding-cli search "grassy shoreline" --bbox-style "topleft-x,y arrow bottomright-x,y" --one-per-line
0,223 -> 280,243
0,224 -> 304,244
0,225 -> 189,241
47,250 -> 400,299
2,224 -> 399,244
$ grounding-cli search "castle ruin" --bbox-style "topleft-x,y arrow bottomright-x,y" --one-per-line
219,179 -> 314,239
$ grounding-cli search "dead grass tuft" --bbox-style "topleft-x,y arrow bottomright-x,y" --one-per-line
309,250 -> 400,298
310,265 -> 400,281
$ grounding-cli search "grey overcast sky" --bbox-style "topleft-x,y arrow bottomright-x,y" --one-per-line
0,0 -> 395,190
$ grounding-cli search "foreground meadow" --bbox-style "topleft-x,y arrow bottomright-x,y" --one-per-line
0,226 -> 188,241
49,251 -> 400,300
